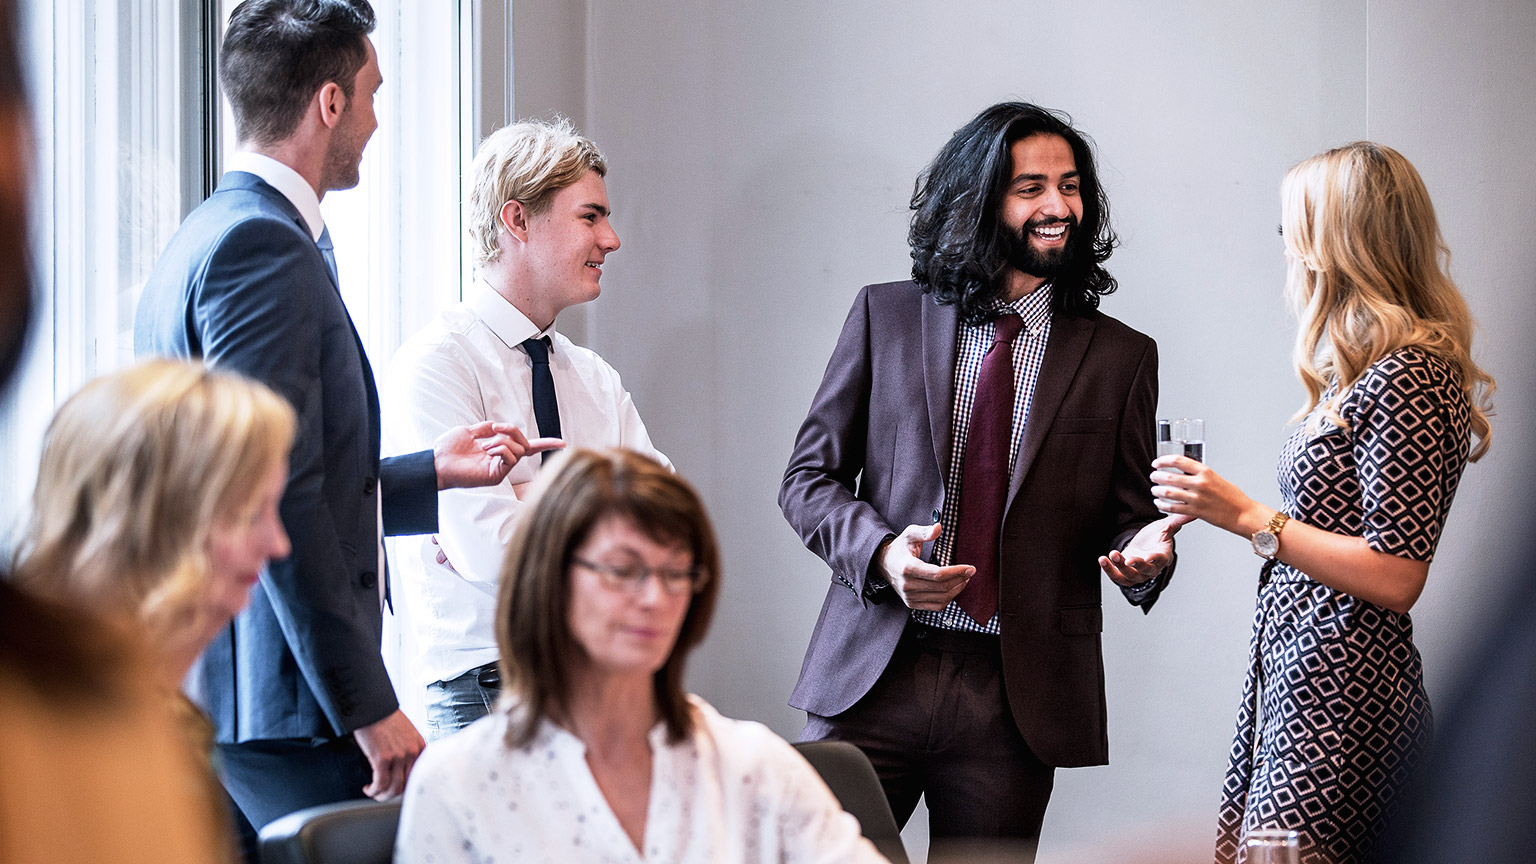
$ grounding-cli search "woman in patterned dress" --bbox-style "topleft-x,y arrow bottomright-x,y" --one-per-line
1150,142 -> 1495,864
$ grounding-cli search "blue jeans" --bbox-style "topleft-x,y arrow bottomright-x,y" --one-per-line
424,662 -> 501,740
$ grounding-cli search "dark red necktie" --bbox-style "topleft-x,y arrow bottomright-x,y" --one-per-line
953,313 -> 1024,625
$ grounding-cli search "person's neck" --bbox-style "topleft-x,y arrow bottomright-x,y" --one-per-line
1001,267 -> 1048,303
160,633 -> 204,692
244,140 -> 327,202
560,667 -> 660,758
482,261 -> 564,333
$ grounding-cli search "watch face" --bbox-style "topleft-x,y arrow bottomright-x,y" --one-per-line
1253,532 -> 1280,558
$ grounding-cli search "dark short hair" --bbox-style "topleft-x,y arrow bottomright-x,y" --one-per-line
219,0 -> 376,146
494,449 -> 721,747
909,101 -> 1119,324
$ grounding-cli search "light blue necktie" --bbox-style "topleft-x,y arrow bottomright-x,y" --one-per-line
316,225 -> 339,285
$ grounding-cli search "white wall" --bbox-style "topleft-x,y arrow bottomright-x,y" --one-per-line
513,0 -> 1536,858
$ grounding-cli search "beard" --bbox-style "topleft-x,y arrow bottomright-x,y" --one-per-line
1002,215 -> 1078,279
320,122 -> 366,192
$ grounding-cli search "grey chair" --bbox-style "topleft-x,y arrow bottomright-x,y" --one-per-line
794,740 -> 910,864
258,798 -> 401,864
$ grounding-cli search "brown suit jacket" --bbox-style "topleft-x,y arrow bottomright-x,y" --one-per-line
779,279 -> 1167,768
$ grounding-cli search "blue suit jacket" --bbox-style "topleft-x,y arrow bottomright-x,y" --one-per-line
135,171 -> 437,742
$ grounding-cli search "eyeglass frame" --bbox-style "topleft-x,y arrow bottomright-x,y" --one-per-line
570,556 -> 708,596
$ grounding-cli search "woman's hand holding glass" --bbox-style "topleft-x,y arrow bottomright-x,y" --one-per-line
1150,455 -> 1270,539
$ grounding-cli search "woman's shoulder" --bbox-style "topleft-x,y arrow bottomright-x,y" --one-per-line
684,695 -> 805,771
1360,345 -> 1460,390
1345,346 -> 1464,413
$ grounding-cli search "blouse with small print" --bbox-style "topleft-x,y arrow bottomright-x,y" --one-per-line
395,694 -> 890,863
1214,347 -> 1473,864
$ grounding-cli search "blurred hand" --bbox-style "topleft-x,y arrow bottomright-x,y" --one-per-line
430,535 -> 458,573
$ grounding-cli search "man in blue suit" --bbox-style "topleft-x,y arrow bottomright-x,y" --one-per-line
135,0 -> 549,853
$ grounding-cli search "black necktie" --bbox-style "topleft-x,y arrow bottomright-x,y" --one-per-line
521,337 -> 561,440
317,226 -> 339,285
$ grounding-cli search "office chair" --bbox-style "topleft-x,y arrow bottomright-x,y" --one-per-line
258,798 -> 401,864
794,739 -> 910,864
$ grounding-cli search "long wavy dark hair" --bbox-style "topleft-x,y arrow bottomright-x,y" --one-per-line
909,102 -> 1118,324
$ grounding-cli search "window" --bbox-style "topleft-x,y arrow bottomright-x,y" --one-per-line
3,0 -> 497,544
1,0 -> 214,539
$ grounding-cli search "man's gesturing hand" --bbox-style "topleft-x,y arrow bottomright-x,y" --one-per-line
878,523 -> 974,611
1098,516 -> 1183,587
433,421 -> 563,490
353,709 -> 425,801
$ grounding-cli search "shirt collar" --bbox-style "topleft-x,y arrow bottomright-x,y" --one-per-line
467,274 -> 554,348
225,151 -> 325,241
995,282 -> 1054,338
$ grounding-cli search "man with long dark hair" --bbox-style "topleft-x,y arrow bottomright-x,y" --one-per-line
781,102 -> 1180,855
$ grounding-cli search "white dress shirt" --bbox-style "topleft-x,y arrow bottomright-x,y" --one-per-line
394,696 -> 889,864
382,278 -> 670,687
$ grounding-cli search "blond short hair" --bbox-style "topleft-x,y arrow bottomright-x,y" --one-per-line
17,359 -> 296,648
468,118 -> 607,267
1281,141 -> 1494,460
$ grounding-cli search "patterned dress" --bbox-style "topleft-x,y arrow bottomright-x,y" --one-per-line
1214,347 -> 1472,864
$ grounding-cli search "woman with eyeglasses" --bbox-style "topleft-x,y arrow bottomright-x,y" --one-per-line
1151,143 -> 1494,863
396,448 -> 886,863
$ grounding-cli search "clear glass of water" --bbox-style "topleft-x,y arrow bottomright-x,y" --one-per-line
1157,418 -> 1205,469
1242,828 -> 1300,864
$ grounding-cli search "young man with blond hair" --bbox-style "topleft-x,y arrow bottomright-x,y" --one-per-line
383,118 -> 670,738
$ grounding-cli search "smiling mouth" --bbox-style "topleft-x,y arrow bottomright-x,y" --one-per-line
585,262 -> 603,271
1030,223 -> 1068,242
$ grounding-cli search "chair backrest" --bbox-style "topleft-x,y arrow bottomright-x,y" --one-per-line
258,798 -> 402,864
793,740 -> 910,864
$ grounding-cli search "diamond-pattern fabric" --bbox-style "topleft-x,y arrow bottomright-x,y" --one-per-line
1214,347 -> 1472,864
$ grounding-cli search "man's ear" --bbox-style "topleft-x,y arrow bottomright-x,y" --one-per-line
316,81 -> 346,130
500,199 -> 529,244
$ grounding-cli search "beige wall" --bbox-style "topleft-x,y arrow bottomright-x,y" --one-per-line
512,0 -> 1536,857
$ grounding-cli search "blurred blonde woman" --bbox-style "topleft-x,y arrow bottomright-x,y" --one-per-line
19,359 -> 295,697
397,448 -> 887,863
17,357 -> 297,848
9,359 -> 294,860
1151,143 -> 1493,864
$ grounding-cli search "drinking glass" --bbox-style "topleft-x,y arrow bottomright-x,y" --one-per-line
1157,418 -> 1205,470
1242,828 -> 1300,864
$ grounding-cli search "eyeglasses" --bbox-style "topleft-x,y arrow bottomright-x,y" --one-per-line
572,557 -> 707,596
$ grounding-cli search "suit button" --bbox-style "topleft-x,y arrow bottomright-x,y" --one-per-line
360,571 -> 377,589
932,508 -> 941,521
363,476 -> 377,495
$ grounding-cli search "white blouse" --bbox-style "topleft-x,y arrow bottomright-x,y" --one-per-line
394,695 -> 889,863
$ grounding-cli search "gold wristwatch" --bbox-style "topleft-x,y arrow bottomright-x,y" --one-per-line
1251,511 -> 1289,560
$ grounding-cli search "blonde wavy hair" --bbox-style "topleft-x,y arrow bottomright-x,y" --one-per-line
467,117 -> 607,267
15,359 -> 296,651
1281,141 -> 1494,460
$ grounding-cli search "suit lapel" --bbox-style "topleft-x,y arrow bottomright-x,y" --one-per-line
921,294 -> 959,477
228,172 -> 382,453
1005,311 -> 1095,515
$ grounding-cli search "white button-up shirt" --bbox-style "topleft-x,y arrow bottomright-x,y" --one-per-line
395,696 -> 888,863
382,278 -> 670,687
